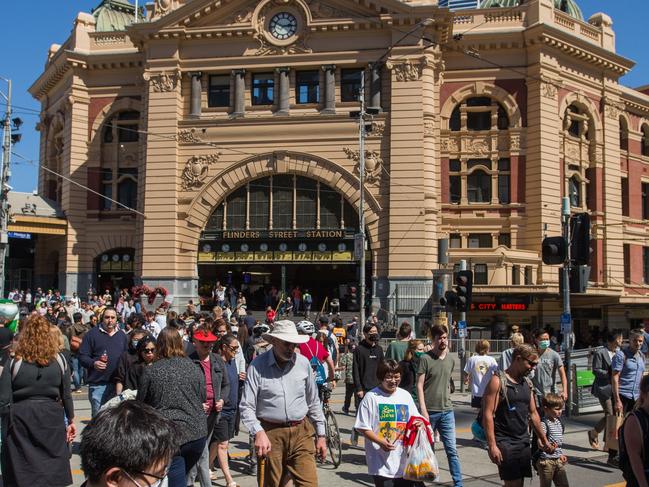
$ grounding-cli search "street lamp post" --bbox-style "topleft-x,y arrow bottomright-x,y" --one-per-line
0,77 -> 12,299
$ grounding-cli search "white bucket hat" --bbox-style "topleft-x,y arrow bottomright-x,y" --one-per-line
263,320 -> 310,344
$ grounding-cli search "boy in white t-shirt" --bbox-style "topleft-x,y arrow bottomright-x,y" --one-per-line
463,339 -> 498,409
355,359 -> 424,487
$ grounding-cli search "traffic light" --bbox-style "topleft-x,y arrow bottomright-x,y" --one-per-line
570,213 -> 591,266
440,290 -> 458,309
542,236 -> 567,265
455,270 -> 473,312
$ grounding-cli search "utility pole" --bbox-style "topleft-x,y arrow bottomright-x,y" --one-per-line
358,74 -> 367,334
0,78 -> 12,299
458,259 -> 467,393
561,196 -> 574,417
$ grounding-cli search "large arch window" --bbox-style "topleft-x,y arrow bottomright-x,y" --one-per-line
448,158 -> 511,205
206,175 -> 360,231
562,103 -> 596,211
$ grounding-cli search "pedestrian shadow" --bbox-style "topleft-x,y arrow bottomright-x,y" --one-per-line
335,471 -> 374,486
338,451 -> 367,466
568,455 -> 619,473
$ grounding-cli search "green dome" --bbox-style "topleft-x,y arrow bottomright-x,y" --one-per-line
479,0 -> 584,20
92,0 -> 144,32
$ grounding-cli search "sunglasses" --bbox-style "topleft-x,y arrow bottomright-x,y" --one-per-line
143,348 -> 155,354
226,345 -> 240,353
523,358 -> 539,368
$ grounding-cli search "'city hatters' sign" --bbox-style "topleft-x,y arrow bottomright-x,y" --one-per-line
204,230 -> 350,240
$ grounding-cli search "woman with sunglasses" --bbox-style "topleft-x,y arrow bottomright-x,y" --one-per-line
122,336 -> 156,392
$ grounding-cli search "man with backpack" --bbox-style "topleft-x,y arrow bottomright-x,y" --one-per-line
64,312 -> 91,392
302,289 -> 313,318
296,321 -> 335,390
482,344 -> 554,487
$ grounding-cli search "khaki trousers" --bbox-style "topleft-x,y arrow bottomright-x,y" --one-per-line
259,419 -> 318,487
536,458 -> 570,487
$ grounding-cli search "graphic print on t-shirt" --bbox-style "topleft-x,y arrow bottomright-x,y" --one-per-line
378,403 -> 409,444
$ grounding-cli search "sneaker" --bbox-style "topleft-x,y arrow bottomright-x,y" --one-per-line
342,408 -> 350,415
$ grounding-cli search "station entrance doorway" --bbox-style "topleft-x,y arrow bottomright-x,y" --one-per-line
197,174 -> 370,313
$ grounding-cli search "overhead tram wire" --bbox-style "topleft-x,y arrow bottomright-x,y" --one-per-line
11,151 -> 145,217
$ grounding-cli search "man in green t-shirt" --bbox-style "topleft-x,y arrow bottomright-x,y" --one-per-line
416,324 -> 463,486
385,321 -> 412,362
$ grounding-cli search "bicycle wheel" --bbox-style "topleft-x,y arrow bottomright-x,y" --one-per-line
324,408 -> 342,468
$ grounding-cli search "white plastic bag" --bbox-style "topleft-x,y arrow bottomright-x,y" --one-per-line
403,426 -> 439,481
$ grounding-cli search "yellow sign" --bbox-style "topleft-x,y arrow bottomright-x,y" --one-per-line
332,251 -> 353,261
254,251 -> 274,261
216,252 -> 236,262
312,251 -> 332,262
100,261 -> 111,272
235,252 -> 255,262
274,251 -> 294,261
198,252 -> 216,262
294,251 -> 313,261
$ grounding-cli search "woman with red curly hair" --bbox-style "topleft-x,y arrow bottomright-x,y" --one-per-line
0,314 -> 75,487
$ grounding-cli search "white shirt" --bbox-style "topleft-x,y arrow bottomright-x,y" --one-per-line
144,320 -> 161,338
464,354 -> 498,398
354,386 -> 420,478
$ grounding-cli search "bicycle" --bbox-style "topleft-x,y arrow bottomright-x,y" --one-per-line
319,382 -> 342,468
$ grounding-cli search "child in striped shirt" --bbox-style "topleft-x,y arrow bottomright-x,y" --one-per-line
536,393 -> 570,487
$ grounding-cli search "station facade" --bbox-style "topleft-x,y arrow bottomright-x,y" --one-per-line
28,0 -> 649,336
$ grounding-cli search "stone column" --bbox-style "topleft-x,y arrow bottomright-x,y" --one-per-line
322,64 -> 336,114
189,72 -> 202,118
232,69 -> 246,117
276,67 -> 290,115
369,63 -> 382,110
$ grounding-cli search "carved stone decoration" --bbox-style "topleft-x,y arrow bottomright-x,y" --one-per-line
564,140 -> 580,162
181,154 -> 221,190
423,120 -> 435,137
540,77 -> 561,100
465,138 -> 490,156
306,0 -> 342,18
152,0 -> 179,20
254,35 -> 311,56
369,122 -> 386,137
177,129 -> 203,145
441,138 -> 459,153
228,7 -> 254,24
144,70 -> 181,93
386,60 -> 421,82
510,134 -> 522,151
342,147 -> 383,184
602,97 -> 625,120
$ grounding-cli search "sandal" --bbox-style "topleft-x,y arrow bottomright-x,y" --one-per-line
588,429 -> 599,449
210,469 -> 218,481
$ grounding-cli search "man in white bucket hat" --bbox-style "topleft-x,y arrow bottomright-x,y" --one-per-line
240,320 -> 326,486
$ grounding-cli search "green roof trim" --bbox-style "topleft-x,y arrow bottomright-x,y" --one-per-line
91,0 -> 145,32
479,0 -> 584,21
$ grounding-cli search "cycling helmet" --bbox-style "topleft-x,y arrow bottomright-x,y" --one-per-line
296,320 -> 315,335
252,323 -> 270,337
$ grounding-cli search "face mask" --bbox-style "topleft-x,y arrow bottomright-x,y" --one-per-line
131,340 -> 139,349
415,351 -> 425,358
367,333 -> 379,342
539,340 -> 550,350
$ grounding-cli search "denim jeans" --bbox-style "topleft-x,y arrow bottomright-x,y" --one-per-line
88,383 -> 116,417
168,437 -> 207,487
428,410 -> 463,487
70,355 -> 81,390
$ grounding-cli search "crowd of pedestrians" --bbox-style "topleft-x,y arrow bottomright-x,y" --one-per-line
0,289 -> 647,487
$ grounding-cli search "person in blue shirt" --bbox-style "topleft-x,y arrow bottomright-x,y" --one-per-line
640,323 -> 649,356
612,330 -> 646,415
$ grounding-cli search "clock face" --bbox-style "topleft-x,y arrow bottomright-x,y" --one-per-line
269,12 -> 297,40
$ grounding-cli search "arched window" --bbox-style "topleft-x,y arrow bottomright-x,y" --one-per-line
206,176 -> 359,232
642,124 -> 649,157
467,170 -> 491,203
449,96 -> 510,132
569,176 -> 581,207
619,116 -> 629,151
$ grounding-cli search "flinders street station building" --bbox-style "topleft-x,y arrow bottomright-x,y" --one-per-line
25,0 -> 649,337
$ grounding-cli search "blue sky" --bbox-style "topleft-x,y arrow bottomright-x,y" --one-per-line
1,1 -> 648,193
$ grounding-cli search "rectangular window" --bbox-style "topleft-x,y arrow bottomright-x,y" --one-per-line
524,266 -> 533,285
449,234 -> 461,249
474,264 -> 488,285
341,69 -> 363,102
272,175 -> 293,229
643,182 -> 649,220
252,73 -> 274,105
117,124 -> 138,143
296,71 -> 320,104
644,247 -> 649,285
296,177 -> 317,229
622,178 -> 629,217
249,179 -> 270,230
498,174 -> 510,204
624,244 -> 631,284
468,233 -> 492,248
226,188 -> 246,230
466,111 -> 491,131
208,75 -> 231,107
449,159 -> 461,172
449,176 -> 461,204
498,233 -> 511,248
101,168 -> 112,211
511,265 -> 520,285
320,187 -> 341,229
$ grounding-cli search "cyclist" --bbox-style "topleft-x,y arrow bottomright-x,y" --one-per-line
296,321 -> 336,392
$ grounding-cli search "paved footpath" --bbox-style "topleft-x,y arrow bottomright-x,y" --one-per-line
61,386 -> 628,487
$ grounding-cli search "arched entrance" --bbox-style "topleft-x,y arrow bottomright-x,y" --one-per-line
95,248 -> 135,295
197,175 -> 370,312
